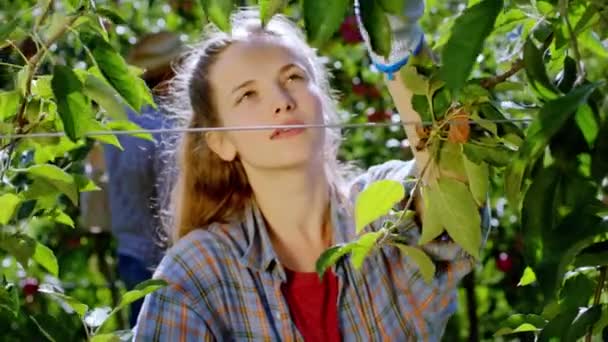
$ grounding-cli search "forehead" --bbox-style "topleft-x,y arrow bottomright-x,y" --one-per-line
209,37 -> 312,88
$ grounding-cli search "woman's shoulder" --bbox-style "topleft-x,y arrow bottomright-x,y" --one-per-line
153,225 -> 242,293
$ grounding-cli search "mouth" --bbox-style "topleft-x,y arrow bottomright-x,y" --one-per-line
270,119 -> 306,140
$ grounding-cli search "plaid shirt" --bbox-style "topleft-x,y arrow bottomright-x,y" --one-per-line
134,160 -> 481,341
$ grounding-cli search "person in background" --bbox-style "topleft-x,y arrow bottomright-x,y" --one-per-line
102,31 -> 182,328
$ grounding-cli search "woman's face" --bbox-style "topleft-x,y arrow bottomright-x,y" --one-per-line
206,37 -> 326,172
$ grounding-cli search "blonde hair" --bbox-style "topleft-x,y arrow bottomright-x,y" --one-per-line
161,8 -> 355,243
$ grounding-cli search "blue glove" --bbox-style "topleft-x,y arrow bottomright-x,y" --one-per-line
355,0 -> 425,80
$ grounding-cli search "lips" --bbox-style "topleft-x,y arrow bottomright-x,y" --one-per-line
270,119 -> 306,140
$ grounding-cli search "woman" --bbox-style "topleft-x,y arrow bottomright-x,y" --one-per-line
134,4 -> 478,341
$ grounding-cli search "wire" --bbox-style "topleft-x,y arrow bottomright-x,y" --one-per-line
0,118 -> 533,140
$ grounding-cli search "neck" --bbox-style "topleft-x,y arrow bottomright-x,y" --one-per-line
245,162 -> 331,242
245,161 -> 334,272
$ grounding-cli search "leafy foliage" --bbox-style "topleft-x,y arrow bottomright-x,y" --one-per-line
0,0 -> 606,340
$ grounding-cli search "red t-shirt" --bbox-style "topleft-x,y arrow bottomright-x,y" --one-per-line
282,268 -> 341,341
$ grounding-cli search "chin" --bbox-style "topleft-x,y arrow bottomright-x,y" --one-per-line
272,147 -> 325,170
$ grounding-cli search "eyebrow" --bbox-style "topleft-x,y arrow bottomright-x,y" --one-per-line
230,63 -> 303,94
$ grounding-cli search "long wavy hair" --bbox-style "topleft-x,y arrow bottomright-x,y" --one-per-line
160,8 -> 356,243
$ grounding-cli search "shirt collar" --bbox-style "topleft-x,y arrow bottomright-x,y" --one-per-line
238,186 -> 356,278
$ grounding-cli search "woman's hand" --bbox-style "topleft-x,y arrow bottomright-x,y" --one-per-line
354,0 -> 425,80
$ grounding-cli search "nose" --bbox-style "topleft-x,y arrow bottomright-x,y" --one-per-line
273,86 -> 296,115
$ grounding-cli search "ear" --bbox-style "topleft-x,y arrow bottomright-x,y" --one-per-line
205,131 -> 237,162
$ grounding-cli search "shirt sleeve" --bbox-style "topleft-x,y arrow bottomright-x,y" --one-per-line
133,280 -> 215,342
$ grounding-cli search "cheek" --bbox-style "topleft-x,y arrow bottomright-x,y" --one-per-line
227,130 -> 271,154
299,84 -> 324,118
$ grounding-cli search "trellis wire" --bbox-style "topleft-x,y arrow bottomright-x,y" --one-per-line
0,118 -> 533,140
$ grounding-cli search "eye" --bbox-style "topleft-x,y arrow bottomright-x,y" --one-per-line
236,90 -> 256,104
286,72 -> 305,82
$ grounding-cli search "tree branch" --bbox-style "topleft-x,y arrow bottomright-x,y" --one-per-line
34,0 -> 54,32
14,13 -> 80,130
559,0 -> 585,85
464,272 -> 479,342
480,59 -> 524,89
586,266 -> 607,342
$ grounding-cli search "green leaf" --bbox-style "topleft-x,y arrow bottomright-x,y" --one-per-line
579,29 -> 608,58
0,193 -> 21,225
84,34 -> 153,112
355,180 -> 405,233
574,241 -> 608,267
538,308 -> 578,342
439,0 -> 503,91
400,66 -> 428,95
201,0 -> 234,31
394,244 -> 435,284
495,323 -> 540,336
16,65 -> 29,97
591,120 -> 608,182
517,266 -> 537,286
74,175 -> 101,192
557,56 -> 576,93
523,38 -> 559,100
0,90 -> 21,121
0,232 -> 36,269
53,210 -> 75,228
105,120 -> 154,141
32,76 -> 54,98
521,166 -> 560,266
378,0 -> 405,15
33,243 -> 58,276
0,284 -> 19,318
115,279 -> 167,312
91,334 -> 120,342
426,178 -> 482,259
566,306 -> 603,342
574,104 -> 598,148
438,142 -> 466,180
592,305 -> 608,335
463,142 -> 513,167
478,102 -> 524,138
505,83 -> 599,207
92,331 -> 132,342
38,289 -> 88,318
99,279 -> 168,331
85,120 -> 122,150
259,0 -> 285,26
494,314 -> 546,336
359,0 -> 392,58
536,211 -> 606,302
51,65 -> 94,141
411,94 -> 432,122
351,231 -> 383,269
0,17 -> 20,42
560,273 -> 594,310
83,74 -> 129,121
26,164 -> 78,205
463,158 -> 488,207
96,7 -> 126,24
303,0 -> 349,47
419,184 -> 445,244
316,244 -> 354,278
432,87 -> 451,120
45,13 -> 72,43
